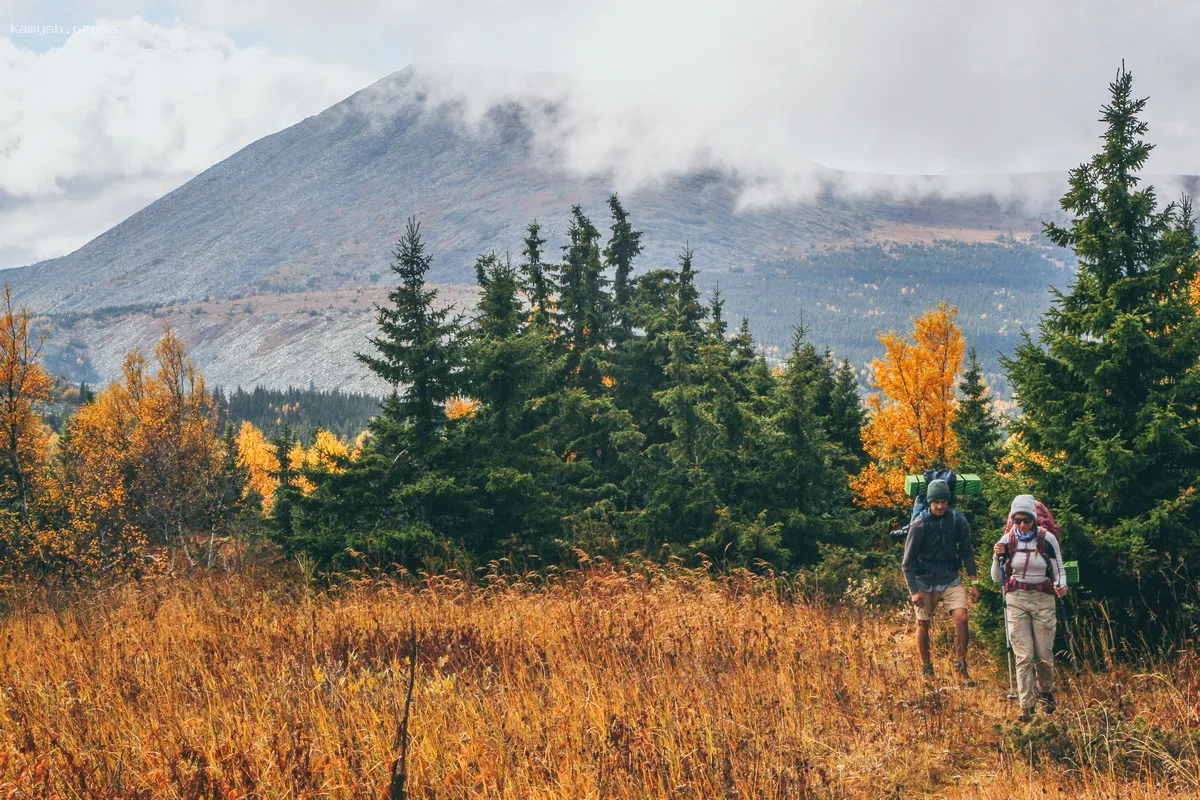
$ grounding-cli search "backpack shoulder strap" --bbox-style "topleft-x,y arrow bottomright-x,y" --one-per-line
1038,529 -> 1059,581
1005,530 -> 1018,557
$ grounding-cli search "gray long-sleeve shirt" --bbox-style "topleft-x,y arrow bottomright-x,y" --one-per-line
902,509 -> 977,593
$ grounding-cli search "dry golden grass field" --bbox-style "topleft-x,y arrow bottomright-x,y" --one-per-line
0,561 -> 1196,799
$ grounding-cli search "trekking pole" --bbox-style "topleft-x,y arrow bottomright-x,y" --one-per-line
998,555 -> 1018,700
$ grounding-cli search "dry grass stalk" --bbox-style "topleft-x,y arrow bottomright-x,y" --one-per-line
0,561 -> 1193,798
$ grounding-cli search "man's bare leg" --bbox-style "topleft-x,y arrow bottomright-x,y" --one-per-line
916,619 -> 932,668
951,607 -> 975,685
952,607 -> 969,662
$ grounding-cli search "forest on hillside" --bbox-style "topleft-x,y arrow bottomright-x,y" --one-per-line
707,238 -> 1073,394
214,385 -> 382,444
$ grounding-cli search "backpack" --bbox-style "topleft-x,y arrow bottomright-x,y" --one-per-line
890,469 -> 962,543
910,468 -> 957,524
1002,497 -> 1060,538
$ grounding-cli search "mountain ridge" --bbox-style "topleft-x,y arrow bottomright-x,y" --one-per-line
9,64 -> 1193,391
6,66 -> 1062,313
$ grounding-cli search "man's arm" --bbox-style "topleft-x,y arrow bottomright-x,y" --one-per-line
958,513 -> 978,578
902,517 -> 923,594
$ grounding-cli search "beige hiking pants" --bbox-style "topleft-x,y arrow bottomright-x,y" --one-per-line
1005,590 -> 1057,710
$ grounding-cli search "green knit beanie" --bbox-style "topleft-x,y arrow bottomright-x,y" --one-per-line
926,479 -> 951,502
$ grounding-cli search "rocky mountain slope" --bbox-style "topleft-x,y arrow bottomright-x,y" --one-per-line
7,65 -> 1162,391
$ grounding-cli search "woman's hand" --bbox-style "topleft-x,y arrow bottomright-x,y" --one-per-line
1055,585 -> 1068,597
993,542 -> 1006,555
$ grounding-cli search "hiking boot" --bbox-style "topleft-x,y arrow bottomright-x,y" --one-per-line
1018,708 -> 1035,723
1040,692 -> 1056,714
921,662 -> 934,680
955,660 -> 976,687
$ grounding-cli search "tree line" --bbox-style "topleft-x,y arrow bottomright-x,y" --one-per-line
707,238 -> 1073,388
213,385 -> 383,445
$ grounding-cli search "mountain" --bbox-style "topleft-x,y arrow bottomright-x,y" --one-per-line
6,64 -> 1163,392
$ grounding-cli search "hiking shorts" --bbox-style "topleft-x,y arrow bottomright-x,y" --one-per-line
913,583 -> 968,622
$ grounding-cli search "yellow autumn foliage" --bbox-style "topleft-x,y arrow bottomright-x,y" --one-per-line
235,423 -> 353,512
235,421 -> 278,512
58,328 -> 226,565
850,303 -> 964,510
445,395 -> 482,420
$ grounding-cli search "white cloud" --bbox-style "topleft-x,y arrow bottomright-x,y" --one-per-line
167,0 -> 1200,178
3,1 -> 1199,267
0,16 -> 372,267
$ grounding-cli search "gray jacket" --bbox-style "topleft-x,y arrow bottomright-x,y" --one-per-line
902,510 -> 977,593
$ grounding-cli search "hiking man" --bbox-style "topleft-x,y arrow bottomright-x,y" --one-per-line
991,494 -> 1068,721
901,478 -> 979,683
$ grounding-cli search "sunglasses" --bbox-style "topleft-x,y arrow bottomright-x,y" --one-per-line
1012,516 -> 1035,525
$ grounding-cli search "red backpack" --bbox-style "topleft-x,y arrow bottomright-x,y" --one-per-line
1002,497 -> 1060,538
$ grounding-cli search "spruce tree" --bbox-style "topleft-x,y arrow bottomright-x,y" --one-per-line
765,327 -> 844,560
357,217 -> 462,449
474,252 -> 523,340
706,289 -> 728,340
611,268 -> 681,452
827,359 -> 866,468
642,297 -> 717,549
217,423 -> 248,528
269,422 -> 300,547
951,346 -> 1003,469
468,252 -> 535,436
556,206 -> 612,389
520,220 -> 555,332
444,252 -> 562,558
729,318 -> 776,420
676,245 -> 705,339
604,194 -> 643,340
1002,66 -> 1200,640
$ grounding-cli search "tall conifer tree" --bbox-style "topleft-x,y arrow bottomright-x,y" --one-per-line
828,359 -> 866,469
1003,67 -> 1200,638
556,206 -> 612,389
520,220 -> 555,331
951,347 -> 1002,469
357,217 -> 462,449
676,245 -> 705,339
765,326 -> 843,560
604,194 -> 643,340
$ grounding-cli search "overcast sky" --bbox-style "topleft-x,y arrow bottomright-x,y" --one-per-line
3,0 -> 1199,268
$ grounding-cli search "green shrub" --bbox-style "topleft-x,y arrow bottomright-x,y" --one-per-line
793,544 -> 908,607
1002,705 -> 1200,789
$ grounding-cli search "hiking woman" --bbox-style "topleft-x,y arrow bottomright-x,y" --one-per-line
991,494 -> 1068,721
